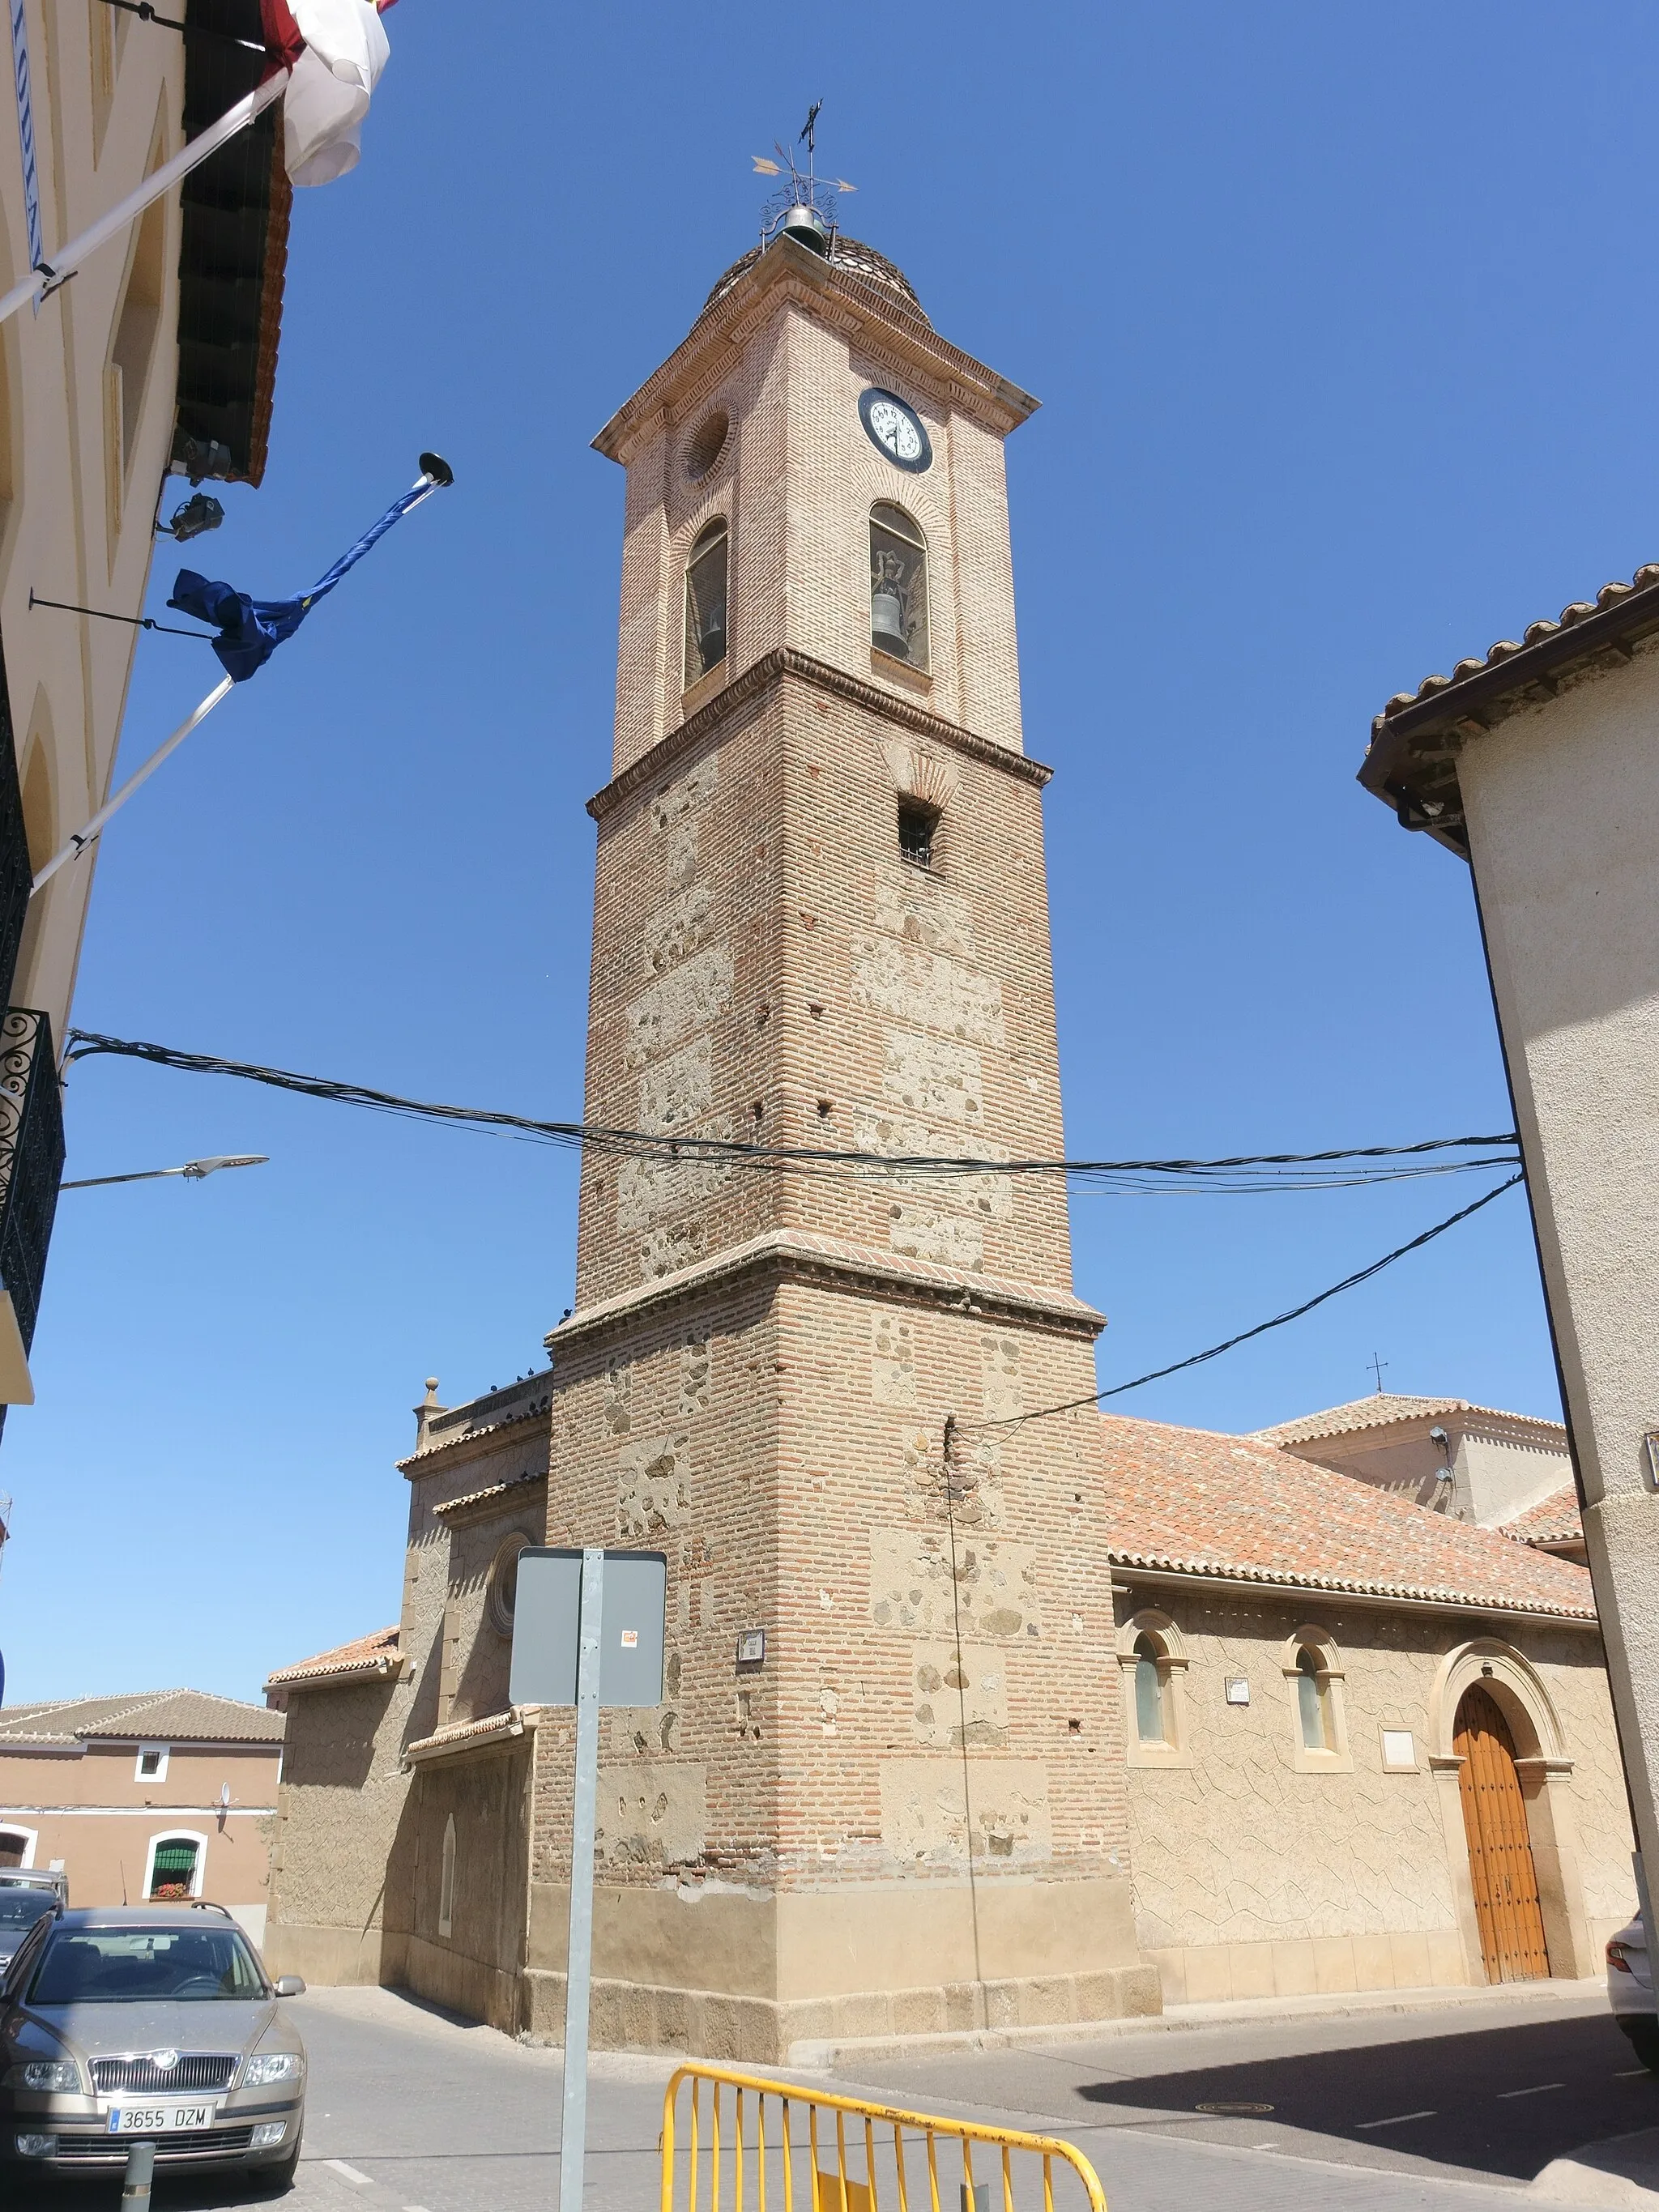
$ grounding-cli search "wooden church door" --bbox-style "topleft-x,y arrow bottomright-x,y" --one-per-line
1456,1686 -> 1550,1982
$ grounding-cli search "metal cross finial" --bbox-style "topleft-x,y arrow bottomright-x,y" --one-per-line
749,103 -> 855,245
1368,1352 -> 1389,1395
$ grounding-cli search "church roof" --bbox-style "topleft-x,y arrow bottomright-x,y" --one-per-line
1501,1483 -> 1584,1550
703,233 -> 928,322
265,1626 -> 400,1691
1254,1392 -> 1565,1447
1102,1414 -> 1597,1620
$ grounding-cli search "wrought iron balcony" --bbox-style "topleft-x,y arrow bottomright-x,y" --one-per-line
0,1007 -> 64,1430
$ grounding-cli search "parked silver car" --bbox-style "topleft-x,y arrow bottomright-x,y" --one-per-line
0,1903 -> 307,2184
1607,1913 -> 1657,2070
0,1883 -> 58,1980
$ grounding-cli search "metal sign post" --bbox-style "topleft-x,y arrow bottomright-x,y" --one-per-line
509,1545 -> 666,2212
560,1548 -> 603,2212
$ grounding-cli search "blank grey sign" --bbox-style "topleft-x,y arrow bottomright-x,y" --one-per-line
509,1549 -> 667,1709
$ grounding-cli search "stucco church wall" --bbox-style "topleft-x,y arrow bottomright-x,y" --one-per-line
265,1411 -> 550,1987
1119,1588 -> 1630,2003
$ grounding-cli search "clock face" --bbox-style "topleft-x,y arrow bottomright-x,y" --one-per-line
859,387 -> 932,472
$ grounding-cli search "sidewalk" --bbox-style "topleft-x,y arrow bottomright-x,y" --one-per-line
800,1972 -> 1609,2069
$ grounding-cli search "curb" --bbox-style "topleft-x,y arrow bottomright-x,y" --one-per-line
792,1975 -> 1609,2070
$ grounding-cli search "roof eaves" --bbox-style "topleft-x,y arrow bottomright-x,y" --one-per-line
1358,568 -> 1659,857
1108,1549 -> 1597,1622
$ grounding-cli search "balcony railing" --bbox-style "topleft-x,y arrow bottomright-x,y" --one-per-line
0,1008 -> 64,1426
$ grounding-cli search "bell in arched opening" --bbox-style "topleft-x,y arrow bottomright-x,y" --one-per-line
869,502 -> 928,669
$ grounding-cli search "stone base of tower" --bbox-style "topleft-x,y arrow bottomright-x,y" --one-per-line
518,1877 -> 1161,2062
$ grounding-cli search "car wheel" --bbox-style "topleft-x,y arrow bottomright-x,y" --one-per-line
245,2133 -> 301,2196
1626,2022 -> 1659,2074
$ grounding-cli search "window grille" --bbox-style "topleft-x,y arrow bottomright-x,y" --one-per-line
870,503 -> 928,668
898,799 -> 939,867
684,521 -> 729,686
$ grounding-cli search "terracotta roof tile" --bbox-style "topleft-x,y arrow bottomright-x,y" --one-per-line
1255,1393 -> 1565,1447
1379,566 -> 1659,727
265,1627 -> 399,1690
1101,1415 -> 1596,1620
1501,1484 -> 1584,1549
0,1690 -> 284,1744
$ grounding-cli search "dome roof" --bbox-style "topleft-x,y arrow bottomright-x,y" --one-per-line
702,233 -> 928,323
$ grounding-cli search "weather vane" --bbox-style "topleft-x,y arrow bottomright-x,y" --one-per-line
751,100 -> 855,248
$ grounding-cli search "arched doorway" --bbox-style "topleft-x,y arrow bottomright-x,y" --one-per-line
1455,1686 -> 1550,1982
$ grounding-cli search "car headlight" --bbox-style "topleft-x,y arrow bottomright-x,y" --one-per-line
242,2052 -> 305,2086
11,2061 -> 79,2092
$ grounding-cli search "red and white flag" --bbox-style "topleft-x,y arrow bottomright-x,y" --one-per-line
260,0 -> 398,187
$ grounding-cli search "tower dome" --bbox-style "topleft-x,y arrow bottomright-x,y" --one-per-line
702,233 -> 928,325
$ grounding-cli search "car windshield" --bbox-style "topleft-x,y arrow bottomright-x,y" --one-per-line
0,1890 -> 55,1929
27,1926 -> 267,2004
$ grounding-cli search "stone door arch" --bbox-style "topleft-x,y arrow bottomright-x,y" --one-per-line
1428,1640 -> 1596,1983
1454,1686 -> 1549,1981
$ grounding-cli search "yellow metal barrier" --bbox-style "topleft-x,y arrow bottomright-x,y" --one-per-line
660,2062 -> 1108,2212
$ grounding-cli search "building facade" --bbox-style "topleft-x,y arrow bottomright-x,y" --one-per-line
0,1 -> 288,1404
1105,1415 -> 1627,2003
1359,560 -> 1659,1931
0,1688 -> 284,1945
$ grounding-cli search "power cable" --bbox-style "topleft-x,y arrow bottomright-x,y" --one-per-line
960,1172 -> 1527,1434
62,1029 -> 1519,1190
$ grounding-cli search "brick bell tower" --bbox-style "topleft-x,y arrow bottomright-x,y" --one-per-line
532,210 -> 1158,2056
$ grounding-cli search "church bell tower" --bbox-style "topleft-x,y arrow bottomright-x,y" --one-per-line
535,208 -> 1158,2056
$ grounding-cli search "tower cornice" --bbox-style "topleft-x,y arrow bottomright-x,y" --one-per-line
545,1225 -> 1106,1355
586,647 -> 1052,824
591,233 -> 1039,467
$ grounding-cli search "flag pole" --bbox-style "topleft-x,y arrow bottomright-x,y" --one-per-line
32,676 -> 235,893
0,71 -> 288,331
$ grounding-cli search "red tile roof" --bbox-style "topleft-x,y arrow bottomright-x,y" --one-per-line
1256,1392 -> 1565,1447
265,1627 -> 399,1690
1101,1415 -> 1596,1620
1501,1484 -> 1584,1550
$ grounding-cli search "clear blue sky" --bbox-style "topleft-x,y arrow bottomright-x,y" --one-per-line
2,2 -> 1644,1703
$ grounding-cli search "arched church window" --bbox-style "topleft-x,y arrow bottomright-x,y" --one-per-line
684,519 -> 728,686
1133,1633 -> 1170,1745
1297,1647 -> 1334,1753
870,502 -> 928,669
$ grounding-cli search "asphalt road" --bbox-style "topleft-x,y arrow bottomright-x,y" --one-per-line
28,1979 -> 1648,2212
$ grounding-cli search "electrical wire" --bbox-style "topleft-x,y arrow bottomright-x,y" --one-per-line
62,1029 -> 1520,1191
961,1171 -> 1527,1434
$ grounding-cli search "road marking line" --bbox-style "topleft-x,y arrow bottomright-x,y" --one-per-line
1356,2110 -> 1437,2129
1616,2068 -> 1650,2078
1497,2083 -> 1564,2099
325,2160 -> 373,2185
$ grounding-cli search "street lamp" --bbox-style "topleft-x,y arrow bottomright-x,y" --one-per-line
60,1154 -> 268,1191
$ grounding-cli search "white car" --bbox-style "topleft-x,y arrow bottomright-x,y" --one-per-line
1606,1915 -> 1657,2069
